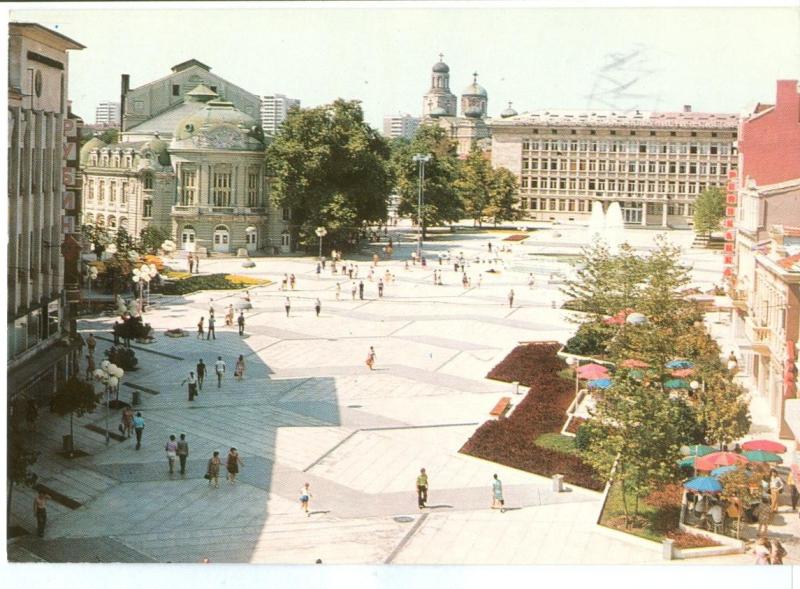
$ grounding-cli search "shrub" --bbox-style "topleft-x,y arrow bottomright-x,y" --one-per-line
563,321 -> 614,357
224,274 -> 269,286
105,346 -> 138,370
574,423 -> 592,450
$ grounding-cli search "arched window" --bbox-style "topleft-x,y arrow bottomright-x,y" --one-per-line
84,213 -> 94,225
98,180 -> 105,201
86,178 -> 94,200
281,231 -> 291,247
143,173 -> 153,190
119,217 -> 128,231
96,214 -> 105,227
108,215 -> 117,229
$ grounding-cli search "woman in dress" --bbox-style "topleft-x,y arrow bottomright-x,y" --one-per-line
226,447 -> 243,483
121,406 -> 134,439
300,482 -> 312,516
207,451 -> 221,488
491,474 -> 504,511
366,346 -> 376,370
225,305 -> 234,327
234,355 -> 245,382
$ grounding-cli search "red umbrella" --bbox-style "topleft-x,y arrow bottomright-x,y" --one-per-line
621,359 -> 649,369
577,363 -> 610,379
671,368 -> 695,378
695,451 -> 749,471
741,439 -> 788,453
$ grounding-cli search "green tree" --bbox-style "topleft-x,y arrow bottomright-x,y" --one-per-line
693,187 -> 726,237
7,431 -> 39,531
637,235 -> 692,327
266,99 -> 392,250
50,376 -> 98,454
139,225 -> 171,255
585,372 -> 694,526
454,146 -> 493,226
98,128 -> 119,145
487,166 -> 520,225
691,371 -> 751,448
393,123 -> 462,236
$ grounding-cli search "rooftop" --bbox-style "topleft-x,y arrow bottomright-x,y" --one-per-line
10,22 -> 85,50
490,109 -> 739,130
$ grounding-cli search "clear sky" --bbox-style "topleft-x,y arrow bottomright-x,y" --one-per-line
8,2 -> 800,129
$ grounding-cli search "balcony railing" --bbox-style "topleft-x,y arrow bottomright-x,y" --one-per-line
172,205 -> 268,216
745,316 -> 771,354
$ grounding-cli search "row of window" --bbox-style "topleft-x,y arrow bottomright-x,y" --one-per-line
520,176 -> 720,196
85,175 -> 152,201
521,139 -> 734,155
83,213 -> 129,230
520,197 -> 694,216
89,152 -> 135,169
523,159 -> 732,176
180,168 -> 262,207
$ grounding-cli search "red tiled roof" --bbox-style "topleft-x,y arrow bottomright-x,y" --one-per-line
778,253 -> 800,269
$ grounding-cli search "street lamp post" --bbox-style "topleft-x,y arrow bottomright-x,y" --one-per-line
412,154 -> 431,261
132,263 -> 157,314
94,362 -> 124,445
315,227 -> 327,262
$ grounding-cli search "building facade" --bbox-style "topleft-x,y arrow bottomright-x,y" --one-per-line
82,63 -> 290,255
8,23 -> 84,404
731,80 -> 800,438
95,101 -> 120,127
490,108 -> 739,226
421,57 -> 491,156
260,94 -> 300,136
382,113 -> 420,140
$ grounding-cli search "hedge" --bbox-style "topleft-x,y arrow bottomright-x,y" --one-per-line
159,273 -> 270,295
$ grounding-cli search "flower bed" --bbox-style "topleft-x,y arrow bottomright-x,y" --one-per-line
666,530 -> 721,550
565,416 -> 587,434
460,342 -> 603,491
159,273 -> 271,295
502,234 -> 529,242
165,328 -> 188,338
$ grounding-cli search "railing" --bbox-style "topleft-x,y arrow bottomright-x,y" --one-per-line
744,316 -> 771,350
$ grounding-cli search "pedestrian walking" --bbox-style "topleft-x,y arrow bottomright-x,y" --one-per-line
113,321 -> 122,345
358,280 -> 365,300
528,273 -> 535,289
133,412 -> 145,450
285,297 -> 291,317
194,256 -> 200,274
234,355 -> 245,381
188,252 -> 194,274
86,333 -> 96,357
215,356 -> 226,388
335,282 -> 341,301
366,346 -> 376,370
314,298 -> 321,317
787,466 -> 799,511
300,482 -> 312,516
487,242 -> 492,253
225,304 -> 234,327
281,274 -> 288,291
316,262 -> 321,277
207,451 -> 221,488
196,359 -> 206,391
416,468 -> 428,508
237,311 -> 246,336
197,316 -> 205,339
85,353 -> 96,380
290,273 -> 296,290
491,474 -> 505,510
770,470 -> 785,512
508,288 -> 515,308
121,405 -> 134,438
177,434 -> 189,475
165,435 -> 178,474
755,499 -> 772,536
348,265 -> 354,279
226,448 -> 243,483
33,491 -> 50,537
209,300 -> 215,318
378,279 -> 384,298
182,371 -> 198,400
351,282 -> 357,300
207,315 -> 216,340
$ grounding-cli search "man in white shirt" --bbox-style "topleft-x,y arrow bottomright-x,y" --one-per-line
215,356 -> 226,389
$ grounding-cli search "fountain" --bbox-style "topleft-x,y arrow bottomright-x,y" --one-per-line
589,201 -> 606,241
605,201 -> 625,252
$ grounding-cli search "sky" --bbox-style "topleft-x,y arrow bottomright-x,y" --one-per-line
7,2 -> 800,131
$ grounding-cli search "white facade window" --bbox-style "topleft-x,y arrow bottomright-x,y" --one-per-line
247,170 -> 260,206
109,180 -> 116,203
98,180 -> 105,202
212,170 -> 232,206
181,169 -> 197,205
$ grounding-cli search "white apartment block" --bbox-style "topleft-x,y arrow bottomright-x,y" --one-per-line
95,100 -> 120,127
383,113 -> 420,140
260,94 -> 300,135
490,108 -> 739,227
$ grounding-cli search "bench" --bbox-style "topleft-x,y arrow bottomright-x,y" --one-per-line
490,397 -> 512,417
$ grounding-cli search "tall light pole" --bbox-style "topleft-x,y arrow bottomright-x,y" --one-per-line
94,362 -> 124,445
315,227 -> 327,262
412,154 -> 431,261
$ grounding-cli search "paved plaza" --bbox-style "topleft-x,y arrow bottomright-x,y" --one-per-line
7,224 -> 796,564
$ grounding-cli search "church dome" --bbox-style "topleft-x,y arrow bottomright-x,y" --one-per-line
464,106 -> 484,119
432,60 -> 449,74
462,82 -> 488,98
430,106 -> 448,118
80,136 -> 106,165
500,102 -> 519,118
174,99 -> 264,150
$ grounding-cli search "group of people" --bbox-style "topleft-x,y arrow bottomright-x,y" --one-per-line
197,302 -> 246,340
205,448 -> 243,488
415,468 -> 507,513
186,252 -> 201,274
181,355 -> 247,399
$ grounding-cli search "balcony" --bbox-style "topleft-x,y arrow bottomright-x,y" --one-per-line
172,205 -> 268,217
730,289 -> 748,313
744,316 -> 771,355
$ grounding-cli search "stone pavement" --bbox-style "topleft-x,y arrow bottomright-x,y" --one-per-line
8,224 -> 774,564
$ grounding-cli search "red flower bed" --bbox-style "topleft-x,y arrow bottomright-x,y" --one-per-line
566,416 -> 587,434
665,530 -> 721,549
461,342 -> 603,491
502,234 -> 529,242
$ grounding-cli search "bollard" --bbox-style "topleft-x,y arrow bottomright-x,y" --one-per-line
662,539 -> 675,561
552,474 -> 564,493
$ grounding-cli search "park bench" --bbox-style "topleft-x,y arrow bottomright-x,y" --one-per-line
490,396 -> 512,418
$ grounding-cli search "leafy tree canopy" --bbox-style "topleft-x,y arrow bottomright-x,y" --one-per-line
693,187 -> 726,236
454,146 -> 520,226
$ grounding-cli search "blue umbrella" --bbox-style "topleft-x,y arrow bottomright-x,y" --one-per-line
711,465 -> 737,477
683,476 -> 722,494
666,359 -> 694,369
588,378 -> 612,389
664,378 -> 690,389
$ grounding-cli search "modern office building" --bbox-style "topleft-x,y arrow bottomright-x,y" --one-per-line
95,100 -> 120,127
8,22 -> 84,404
82,62 -> 290,254
382,113 -> 420,140
490,107 -> 739,226
730,80 -> 800,438
260,93 -> 300,136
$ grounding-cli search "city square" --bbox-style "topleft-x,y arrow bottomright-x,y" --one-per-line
5,3 -> 800,583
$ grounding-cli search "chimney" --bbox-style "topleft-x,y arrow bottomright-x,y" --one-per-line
120,74 -> 130,130
683,105 -> 692,113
